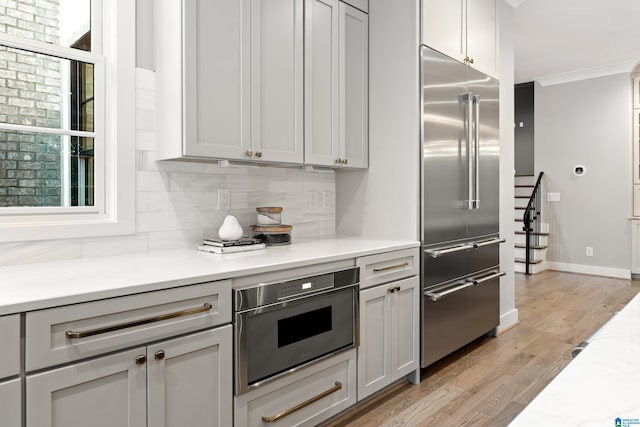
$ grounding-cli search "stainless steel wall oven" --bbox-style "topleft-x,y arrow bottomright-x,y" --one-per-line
234,268 -> 359,395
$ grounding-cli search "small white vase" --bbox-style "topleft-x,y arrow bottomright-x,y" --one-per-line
218,215 -> 243,241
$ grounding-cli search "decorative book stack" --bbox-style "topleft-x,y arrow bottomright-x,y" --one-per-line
197,237 -> 266,254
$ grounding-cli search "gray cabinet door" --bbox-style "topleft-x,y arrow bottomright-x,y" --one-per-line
183,0 -> 252,160
252,0 -> 304,163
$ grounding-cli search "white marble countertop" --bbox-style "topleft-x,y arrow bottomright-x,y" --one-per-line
0,237 -> 419,315
509,289 -> 640,426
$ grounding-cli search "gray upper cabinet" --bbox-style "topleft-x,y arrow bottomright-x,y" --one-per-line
421,0 -> 498,79
251,0 -> 304,164
155,0 -> 303,164
305,0 -> 369,169
156,0 -> 367,168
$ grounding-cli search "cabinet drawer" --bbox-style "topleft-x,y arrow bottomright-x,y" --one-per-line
26,280 -> 231,371
0,314 -> 20,380
235,348 -> 356,427
357,248 -> 418,289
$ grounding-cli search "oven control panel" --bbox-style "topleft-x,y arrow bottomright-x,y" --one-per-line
234,267 -> 359,312
277,275 -> 334,299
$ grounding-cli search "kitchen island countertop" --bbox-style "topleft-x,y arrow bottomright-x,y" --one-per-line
509,287 -> 640,426
0,236 -> 419,315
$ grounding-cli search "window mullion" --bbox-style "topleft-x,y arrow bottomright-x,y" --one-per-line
0,123 -> 95,139
0,32 -> 102,64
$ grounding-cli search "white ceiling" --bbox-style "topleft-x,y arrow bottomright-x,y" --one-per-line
512,0 -> 640,84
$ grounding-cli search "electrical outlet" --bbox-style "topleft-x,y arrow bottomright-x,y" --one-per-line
217,189 -> 230,211
322,191 -> 331,208
547,192 -> 561,202
586,246 -> 594,257
309,191 -> 319,209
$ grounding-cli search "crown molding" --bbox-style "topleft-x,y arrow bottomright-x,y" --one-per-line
534,60 -> 639,86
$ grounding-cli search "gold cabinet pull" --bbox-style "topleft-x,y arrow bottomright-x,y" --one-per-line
255,151 -> 263,158
155,350 -> 166,361
343,158 -> 348,165
261,381 -> 342,423
373,262 -> 409,273
65,303 -> 213,339
135,355 -> 147,366
335,158 -> 342,164
469,57 -> 474,64
246,149 -> 253,157
387,286 -> 401,294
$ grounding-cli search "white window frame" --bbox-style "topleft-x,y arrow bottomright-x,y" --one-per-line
0,0 -> 135,242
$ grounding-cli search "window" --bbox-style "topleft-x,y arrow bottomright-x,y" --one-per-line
0,0 -> 135,241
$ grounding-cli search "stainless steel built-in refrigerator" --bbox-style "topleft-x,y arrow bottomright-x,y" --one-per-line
420,45 -> 505,368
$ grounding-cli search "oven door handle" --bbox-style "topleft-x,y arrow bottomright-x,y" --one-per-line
261,381 -> 343,423
425,281 -> 474,302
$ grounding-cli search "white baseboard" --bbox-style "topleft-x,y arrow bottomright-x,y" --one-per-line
497,308 -> 519,334
547,262 -> 631,280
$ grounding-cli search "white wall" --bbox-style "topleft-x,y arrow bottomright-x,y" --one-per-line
336,0 -> 420,240
535,74 -> 632,278
498,1 -> 518,332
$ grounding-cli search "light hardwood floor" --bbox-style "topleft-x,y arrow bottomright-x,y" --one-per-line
325,271 -> 640,426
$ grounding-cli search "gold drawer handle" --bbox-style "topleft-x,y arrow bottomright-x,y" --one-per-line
65,303 -> 213,339
261,381 -> 343,423
373,262 -> 409,273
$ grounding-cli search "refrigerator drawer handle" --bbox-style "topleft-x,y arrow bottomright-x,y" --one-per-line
472,238 -> 506,249
425,244 -> 473,258
468,271 -> 506,286
425,282 -> 474,301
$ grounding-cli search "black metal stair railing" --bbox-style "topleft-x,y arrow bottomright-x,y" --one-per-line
523,172 -> 544,275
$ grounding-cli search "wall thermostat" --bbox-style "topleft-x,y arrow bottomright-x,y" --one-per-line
573,165 -> 586,176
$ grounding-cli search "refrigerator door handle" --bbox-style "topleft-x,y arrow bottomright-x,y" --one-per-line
472,237 -> 506,249
473,94 -> 480,209
468,271 -> 506,286
424,243 -> 473,258
425,281 -> 474,301
460,92 -> 474,210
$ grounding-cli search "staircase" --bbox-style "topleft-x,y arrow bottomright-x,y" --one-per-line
514,175 -> 548,274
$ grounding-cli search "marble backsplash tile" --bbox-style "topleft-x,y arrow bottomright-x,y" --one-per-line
0,68 -> 336,267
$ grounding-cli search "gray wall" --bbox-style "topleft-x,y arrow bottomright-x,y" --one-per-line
535,74 -> 631,271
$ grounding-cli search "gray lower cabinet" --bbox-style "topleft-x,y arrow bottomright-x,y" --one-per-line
235,348 -> 357,427
24,280 -> 232,427
0,378 -> 21,427
0,314 -> 20,427
358,276 -> 420,400
27,347 -> 147,427
26,327 -> 232,427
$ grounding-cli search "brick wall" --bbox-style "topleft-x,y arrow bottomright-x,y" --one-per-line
0,0 -> 62,207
